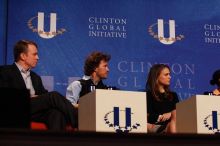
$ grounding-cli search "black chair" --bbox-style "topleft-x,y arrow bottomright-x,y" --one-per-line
0,88 -> 30,129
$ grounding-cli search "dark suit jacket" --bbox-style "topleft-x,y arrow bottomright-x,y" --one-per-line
0,63 -> 48,95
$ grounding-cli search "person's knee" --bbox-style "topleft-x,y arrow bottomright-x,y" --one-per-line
49,91 -> 62,97
47,91 -> 65,102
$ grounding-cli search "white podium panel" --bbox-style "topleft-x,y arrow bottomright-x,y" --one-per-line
78,89 -> 147,133
176,95 -> 220,134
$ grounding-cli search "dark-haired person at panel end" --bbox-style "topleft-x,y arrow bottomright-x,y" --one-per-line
0,40 -> 77,130
204,69 -> 220,96
146,64 -> 179,133
66,51 -> 116,108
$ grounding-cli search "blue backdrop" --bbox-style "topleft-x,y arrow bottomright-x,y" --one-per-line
0,0 -> 7,65
2,0 -> 220,100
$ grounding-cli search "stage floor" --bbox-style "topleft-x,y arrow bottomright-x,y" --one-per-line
0,129 -> 220,146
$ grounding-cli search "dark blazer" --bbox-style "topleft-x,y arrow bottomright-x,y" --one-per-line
0,63 -> 47,95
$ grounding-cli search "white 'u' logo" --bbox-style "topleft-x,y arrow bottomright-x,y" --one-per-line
37,12 -> 57,39
157,19 -> 175,45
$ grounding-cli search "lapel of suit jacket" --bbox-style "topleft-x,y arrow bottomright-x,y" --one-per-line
30,71 -> 38,92
12,63 -> 27,89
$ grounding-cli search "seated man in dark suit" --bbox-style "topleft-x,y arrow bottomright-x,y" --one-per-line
0,40 -> 77,130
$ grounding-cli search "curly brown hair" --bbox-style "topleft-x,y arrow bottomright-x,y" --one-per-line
84,51 -> 111,76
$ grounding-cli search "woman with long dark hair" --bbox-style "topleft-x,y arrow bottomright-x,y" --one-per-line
146,64 -> 179,133
209,69 -> 220,95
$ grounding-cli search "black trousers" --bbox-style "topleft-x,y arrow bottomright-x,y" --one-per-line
31,91 -> 78,130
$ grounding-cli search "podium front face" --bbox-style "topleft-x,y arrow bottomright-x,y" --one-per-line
79,89 -> 147,133
177,95 -> 220,134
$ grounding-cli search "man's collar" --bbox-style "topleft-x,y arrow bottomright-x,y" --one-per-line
82,75 -> 102,85
15,62 -> 30,73
82,75 -> 91,80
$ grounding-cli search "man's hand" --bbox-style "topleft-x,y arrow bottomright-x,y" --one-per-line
30,95 -> 38,98
73,104 -> 79,108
